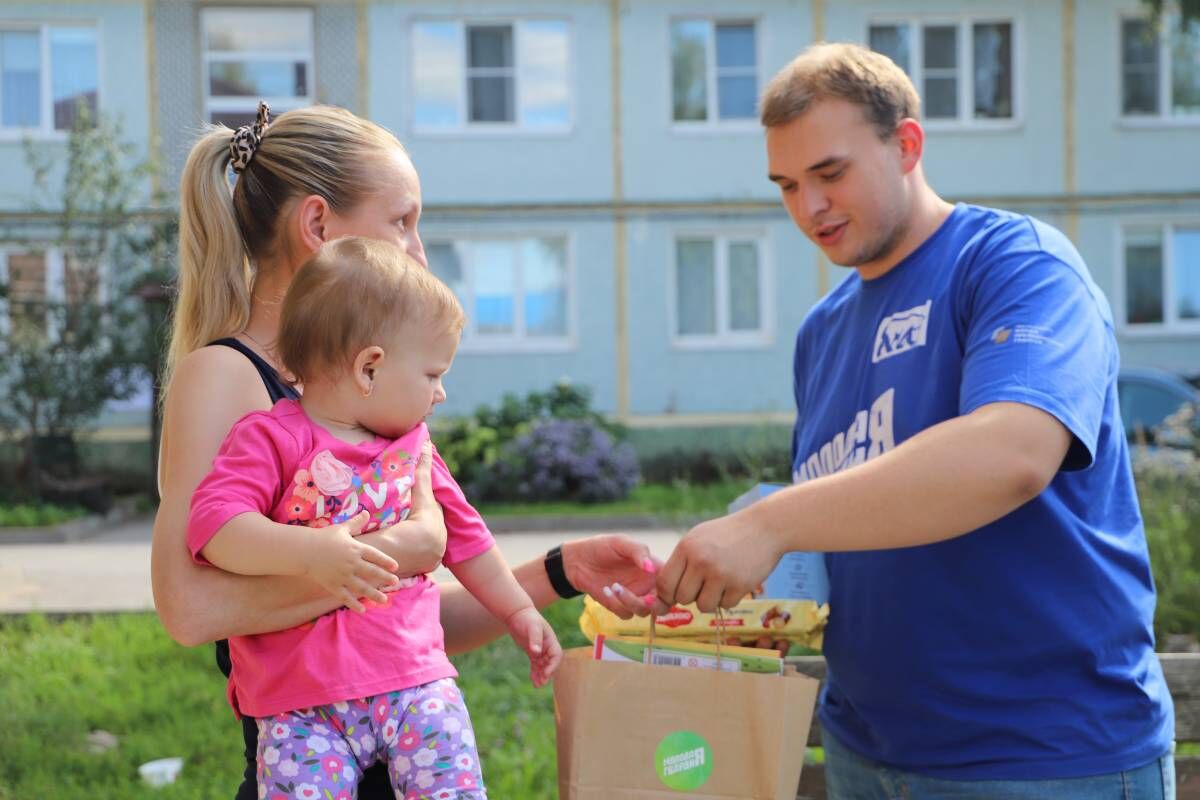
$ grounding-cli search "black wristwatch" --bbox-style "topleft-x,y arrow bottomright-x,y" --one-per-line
545,544 -> 582,599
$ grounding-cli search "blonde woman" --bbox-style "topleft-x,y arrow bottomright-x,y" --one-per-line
152,103 -> 657,799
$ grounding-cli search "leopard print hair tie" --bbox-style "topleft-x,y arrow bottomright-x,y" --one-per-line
229,101 -> 270,174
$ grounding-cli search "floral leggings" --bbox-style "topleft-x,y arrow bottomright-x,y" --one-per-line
255,678 -> 486,800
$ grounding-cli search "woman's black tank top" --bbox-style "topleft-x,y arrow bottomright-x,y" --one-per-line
208,337 -> 299,405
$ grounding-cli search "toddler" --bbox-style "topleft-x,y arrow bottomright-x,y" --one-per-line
187,236 -> 561,799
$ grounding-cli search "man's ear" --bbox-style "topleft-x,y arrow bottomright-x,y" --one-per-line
895,118 -> 925,175
352,346 -> 385,397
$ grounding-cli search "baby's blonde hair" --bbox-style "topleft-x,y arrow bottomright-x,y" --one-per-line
168,105 -> 406,387
278,237 -> 465,386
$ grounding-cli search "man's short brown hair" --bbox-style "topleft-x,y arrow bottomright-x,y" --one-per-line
278,237 -> 464,385
759,42 -> 920,138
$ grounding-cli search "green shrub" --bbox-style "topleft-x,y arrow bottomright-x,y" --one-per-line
1133,448 -> 1200,642
433,381 -> 623,496
0,502 -> 87,527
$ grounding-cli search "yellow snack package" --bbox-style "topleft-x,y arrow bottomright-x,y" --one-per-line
580,594 -> 829,650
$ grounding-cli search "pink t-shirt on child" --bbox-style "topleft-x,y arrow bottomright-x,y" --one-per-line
187,399 -> 494,718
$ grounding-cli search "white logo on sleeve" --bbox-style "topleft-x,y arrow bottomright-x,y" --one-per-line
872,300 -> 932,363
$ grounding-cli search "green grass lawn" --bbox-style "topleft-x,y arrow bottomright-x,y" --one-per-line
476,480 -> 748,519
0,502 -> 88,527
0,600 -> 590,799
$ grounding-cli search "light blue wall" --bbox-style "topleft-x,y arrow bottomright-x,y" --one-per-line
423,217 -> 621,415
0,2 -> 150,211
154,0 -> 361,194
369,0 -> 615,205
76,0 -> 1195,429
619,0 -> 811,203
822,0 -> 1069,199
1077,209 -> 1200,373
625,213 -> 821,415
1075,0 -> 1200,195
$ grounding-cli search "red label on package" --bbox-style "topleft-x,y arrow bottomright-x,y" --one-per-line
656,607 -> 694,628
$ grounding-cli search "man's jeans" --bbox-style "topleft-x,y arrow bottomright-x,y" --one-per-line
823,730 -> 1175,800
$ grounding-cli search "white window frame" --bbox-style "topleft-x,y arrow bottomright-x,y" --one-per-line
428,233 -> 576,354
0,21 -> 102,140
200,7 -> 315,125
1115,219 -> 1200,336
865,15 -> 1022,131
0,246 -> 69,337
668,16 -> 761,132
409,17 -> 575,136
1117,11 -> 1200,127
668,230 -> 774,350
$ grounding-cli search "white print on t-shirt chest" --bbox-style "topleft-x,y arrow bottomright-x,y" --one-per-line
326,475 -> 415,521
793,388 -> 896,483
872,300 -> 932,363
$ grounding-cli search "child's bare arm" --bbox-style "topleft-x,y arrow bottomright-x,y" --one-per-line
450,547 -> 562,686
200,510 -> 399,613
449,546 -> 533,621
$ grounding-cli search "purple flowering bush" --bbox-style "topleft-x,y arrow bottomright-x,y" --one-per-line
483,418 -> 640,503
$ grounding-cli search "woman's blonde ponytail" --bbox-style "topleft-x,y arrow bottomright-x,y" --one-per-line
165,126 -> 253,387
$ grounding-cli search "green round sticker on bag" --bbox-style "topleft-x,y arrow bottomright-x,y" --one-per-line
654,730 -> 713,791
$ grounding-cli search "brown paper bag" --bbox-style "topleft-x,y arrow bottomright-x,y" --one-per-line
554,648 -> 819,799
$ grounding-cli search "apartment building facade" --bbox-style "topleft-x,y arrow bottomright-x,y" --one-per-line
1,0 -> 1197,426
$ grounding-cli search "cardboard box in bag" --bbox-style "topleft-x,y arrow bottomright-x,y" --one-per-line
554,649 -> 819,799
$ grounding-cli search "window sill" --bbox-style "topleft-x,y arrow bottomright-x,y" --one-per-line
670,120 -> 761,135
0,130 -> 68,143
411,125 -> 575,139
922,119 -> 1023,134
1116,116 -> 1200,130
1118,325 -> 1200,339
457,338 -> 576,355
670,335 -> 774,351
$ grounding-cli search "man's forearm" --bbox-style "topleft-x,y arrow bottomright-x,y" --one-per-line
750,403 -> 1070,553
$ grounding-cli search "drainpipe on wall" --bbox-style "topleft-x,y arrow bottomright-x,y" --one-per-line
611,0 -> 630,421
1062,0 -> 1080,244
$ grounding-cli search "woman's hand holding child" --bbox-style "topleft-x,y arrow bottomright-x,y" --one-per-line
301,510 -> 401,612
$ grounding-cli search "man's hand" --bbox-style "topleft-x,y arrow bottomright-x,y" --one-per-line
301,510 -> 400,612
561,535 -> 663,619
506,606 -> 563,688
655,513 -> 785,613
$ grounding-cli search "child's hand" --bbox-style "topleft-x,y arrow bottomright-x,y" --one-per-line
505,606 -> 562,688
302,510 -> 400,612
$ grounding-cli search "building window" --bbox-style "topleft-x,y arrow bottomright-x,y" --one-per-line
672,234 -> 770,346
1121,15 -> 1200,118
201,8 -> 314,128
427,236 -> 572,349
671,19 -> 758,123
1122,224 -> 1200,329
412,19 -> 571,131
868,18 -> 1014,123
0,24 -> 98,134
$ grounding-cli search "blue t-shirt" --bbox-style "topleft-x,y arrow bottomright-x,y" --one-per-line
791,203 -> 1173,779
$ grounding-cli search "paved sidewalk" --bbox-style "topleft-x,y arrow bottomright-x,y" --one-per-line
0,515 -> 683,614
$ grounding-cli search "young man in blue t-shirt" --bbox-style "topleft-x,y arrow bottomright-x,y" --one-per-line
650,43 -> 1175,797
